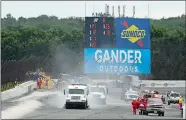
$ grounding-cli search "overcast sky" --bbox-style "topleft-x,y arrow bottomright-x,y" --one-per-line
1,1 -> 185,19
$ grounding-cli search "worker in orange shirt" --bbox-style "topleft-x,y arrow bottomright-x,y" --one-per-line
131,99 -> 138,115
178,96 -> 184,110
38,77 -> 42,89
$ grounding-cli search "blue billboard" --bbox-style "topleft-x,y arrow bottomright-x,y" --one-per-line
116,18 -> 151,49
84,48 -> 151,74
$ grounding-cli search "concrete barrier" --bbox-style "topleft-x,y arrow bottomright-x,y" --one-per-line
1,81 -> 37,101
142,81 -> 185,87
141,87 -> 186,98
131,79 -> 186,88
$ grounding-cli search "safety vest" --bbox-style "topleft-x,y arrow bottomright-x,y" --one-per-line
179,98 -> 183,103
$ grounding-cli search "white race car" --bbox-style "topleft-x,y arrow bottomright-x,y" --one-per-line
89,86 -> 106,105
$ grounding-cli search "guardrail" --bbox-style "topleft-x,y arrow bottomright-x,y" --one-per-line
1,81 -> 37,101
131,79 -> 186,88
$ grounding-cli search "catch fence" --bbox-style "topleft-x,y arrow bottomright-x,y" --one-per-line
1,57 -> 53,85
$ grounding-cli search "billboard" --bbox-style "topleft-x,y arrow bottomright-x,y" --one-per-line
116,18 -> 151,49
84,48 -> 151,74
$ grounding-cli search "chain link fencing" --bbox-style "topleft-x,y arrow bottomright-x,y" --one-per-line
1,57 -> 54,91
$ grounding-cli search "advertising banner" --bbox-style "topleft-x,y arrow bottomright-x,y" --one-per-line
116,18 -> 151,49
84,48 -> 151,74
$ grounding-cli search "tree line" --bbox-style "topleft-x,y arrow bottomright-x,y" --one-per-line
1,14 -> 186,80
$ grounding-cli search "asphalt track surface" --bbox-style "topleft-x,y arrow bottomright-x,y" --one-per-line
2,85 -> 184,119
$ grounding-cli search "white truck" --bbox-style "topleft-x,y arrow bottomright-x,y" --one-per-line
97,85 -> 108,94
89,86 -> 106,105
64,84 -> 89,109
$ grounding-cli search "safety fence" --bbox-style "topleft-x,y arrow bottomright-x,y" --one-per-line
1,57 -> 55,91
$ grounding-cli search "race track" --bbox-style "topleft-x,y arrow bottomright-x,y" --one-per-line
1,86 -> 184,119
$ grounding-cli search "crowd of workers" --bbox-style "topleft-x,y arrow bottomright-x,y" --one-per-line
36,72 -> 53,89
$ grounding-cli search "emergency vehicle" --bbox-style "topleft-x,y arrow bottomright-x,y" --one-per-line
137,97 -> 165,116
64,84 -> 89,109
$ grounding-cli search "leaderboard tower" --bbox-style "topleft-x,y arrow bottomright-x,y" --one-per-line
84,16 -> 151,75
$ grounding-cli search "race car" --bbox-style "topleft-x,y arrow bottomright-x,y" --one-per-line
89,86 -> 106,105
167,91 -> 181,105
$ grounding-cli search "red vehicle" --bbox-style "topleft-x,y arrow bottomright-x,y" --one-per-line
136,97 -> 148,114
136,93 -> 158,113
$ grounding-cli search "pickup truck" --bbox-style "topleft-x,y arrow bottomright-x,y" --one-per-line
137,97 -> 165,116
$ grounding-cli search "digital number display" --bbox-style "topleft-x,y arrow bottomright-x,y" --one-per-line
85,17 -> 100,48
100,17 -> 115,48
85,17 -> 115,48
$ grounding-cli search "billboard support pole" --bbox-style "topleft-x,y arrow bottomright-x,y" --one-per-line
133,6 -> 135,18
118,5 -> 120,18
123,5 -> 126,17
105,4 -> 107,16
112,6 -> 115,17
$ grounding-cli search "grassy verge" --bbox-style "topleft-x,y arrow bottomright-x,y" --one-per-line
1,81 -> 24,92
